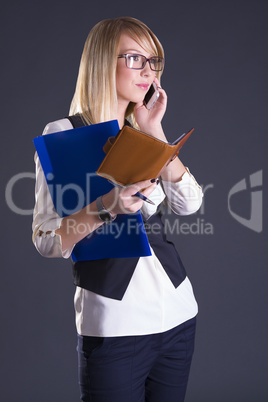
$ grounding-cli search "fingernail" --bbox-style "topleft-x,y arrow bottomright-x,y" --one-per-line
150,178 -> 160,184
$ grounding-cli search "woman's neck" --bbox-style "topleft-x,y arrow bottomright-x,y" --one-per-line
116,101 -> 128,129
117,116 -> 125,129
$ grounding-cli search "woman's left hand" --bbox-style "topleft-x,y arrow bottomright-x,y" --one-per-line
134,77 -> 167,139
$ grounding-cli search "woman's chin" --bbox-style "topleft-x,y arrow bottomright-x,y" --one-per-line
130,97 -> 145,105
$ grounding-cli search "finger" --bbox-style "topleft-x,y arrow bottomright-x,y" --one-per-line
134,101 -> 145,111
154,77 -> 162,89
126,179 -> 158,195
153,77 -> 166,99
140,181 -> 159,197
121,184 -> 158,203
135,101 -> 144,108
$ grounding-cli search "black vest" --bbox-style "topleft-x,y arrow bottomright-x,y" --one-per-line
67,115 -> 186,300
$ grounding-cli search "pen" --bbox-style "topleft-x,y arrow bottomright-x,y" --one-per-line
132,192 -> 155,205
109,181 -> 155,205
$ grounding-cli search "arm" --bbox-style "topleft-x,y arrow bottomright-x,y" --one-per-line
161,168 -> 203,215
55,180 -> 157,252
32,119 -> 75,258
134,78 -> 186,182
134,78 -> 203,214
32,119 -> 157,257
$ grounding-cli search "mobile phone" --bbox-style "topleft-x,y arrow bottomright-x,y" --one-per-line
144,82 -> 159,109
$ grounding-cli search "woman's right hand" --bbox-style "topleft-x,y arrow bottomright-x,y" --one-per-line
55,179 -> 158,253
101,179 -> 158,216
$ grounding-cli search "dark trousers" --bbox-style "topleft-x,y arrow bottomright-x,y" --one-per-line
77,317 -> 196,402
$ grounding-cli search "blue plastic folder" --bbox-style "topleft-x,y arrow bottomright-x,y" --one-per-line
33,120 -> 151,261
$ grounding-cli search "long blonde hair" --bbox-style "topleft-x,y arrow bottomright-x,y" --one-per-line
69,17 -> 164,127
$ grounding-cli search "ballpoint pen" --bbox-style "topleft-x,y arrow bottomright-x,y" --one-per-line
132,191 -> 155,205
109,181 -> 155,205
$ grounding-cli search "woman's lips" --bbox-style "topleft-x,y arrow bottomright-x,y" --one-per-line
136,83 -> 149,90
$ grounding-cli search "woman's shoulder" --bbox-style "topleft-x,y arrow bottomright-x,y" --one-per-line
42,117 -> 73,135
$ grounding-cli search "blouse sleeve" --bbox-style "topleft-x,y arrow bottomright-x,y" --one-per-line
161,167 -> 203,215
32,118 -> 74,258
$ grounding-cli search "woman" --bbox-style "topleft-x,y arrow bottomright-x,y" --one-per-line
33,17 -> 203,402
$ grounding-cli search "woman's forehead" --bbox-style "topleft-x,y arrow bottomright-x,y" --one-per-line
118,33 -> 156,57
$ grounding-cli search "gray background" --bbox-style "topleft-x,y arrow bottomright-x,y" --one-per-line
1,0 -> 267,401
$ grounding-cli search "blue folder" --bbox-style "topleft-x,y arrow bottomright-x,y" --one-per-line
33,120 -> 151,261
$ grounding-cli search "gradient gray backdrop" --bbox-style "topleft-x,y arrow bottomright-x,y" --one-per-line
1,0 -> 267,401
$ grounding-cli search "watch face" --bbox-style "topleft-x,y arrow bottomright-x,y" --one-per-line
99,210 -> 112,222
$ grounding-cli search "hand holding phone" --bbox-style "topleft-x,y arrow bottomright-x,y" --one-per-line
143,82 -> 159,110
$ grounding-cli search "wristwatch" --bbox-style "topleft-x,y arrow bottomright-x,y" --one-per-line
96,196 -> 117,223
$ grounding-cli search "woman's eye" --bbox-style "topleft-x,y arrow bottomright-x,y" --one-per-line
131,55 -> 140,62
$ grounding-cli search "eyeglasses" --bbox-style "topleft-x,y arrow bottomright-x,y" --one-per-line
118,53 -> 164,71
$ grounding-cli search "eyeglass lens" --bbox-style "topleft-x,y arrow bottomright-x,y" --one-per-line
126,54 -> 163,71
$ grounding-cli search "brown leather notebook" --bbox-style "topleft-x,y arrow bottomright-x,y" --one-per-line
97,125 -> 194,186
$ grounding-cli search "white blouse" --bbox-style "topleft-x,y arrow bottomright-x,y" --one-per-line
32,118 -> 203,337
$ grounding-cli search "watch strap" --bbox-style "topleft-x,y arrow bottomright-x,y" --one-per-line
96,196 -> 117,222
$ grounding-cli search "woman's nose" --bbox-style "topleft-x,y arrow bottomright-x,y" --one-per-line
140,61 -> 153,77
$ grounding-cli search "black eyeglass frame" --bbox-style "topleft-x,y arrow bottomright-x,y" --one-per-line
117,53 -> 164,71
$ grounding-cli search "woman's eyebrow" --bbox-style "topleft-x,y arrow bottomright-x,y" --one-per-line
120,49 -> 155,57
121,49 -> 143,53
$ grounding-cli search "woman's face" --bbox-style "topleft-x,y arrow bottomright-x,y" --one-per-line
116,33 -> 156,108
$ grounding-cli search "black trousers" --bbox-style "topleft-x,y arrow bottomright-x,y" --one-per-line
77,317 -> 196,402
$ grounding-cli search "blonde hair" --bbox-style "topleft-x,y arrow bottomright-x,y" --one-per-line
69,17 -> 164,127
